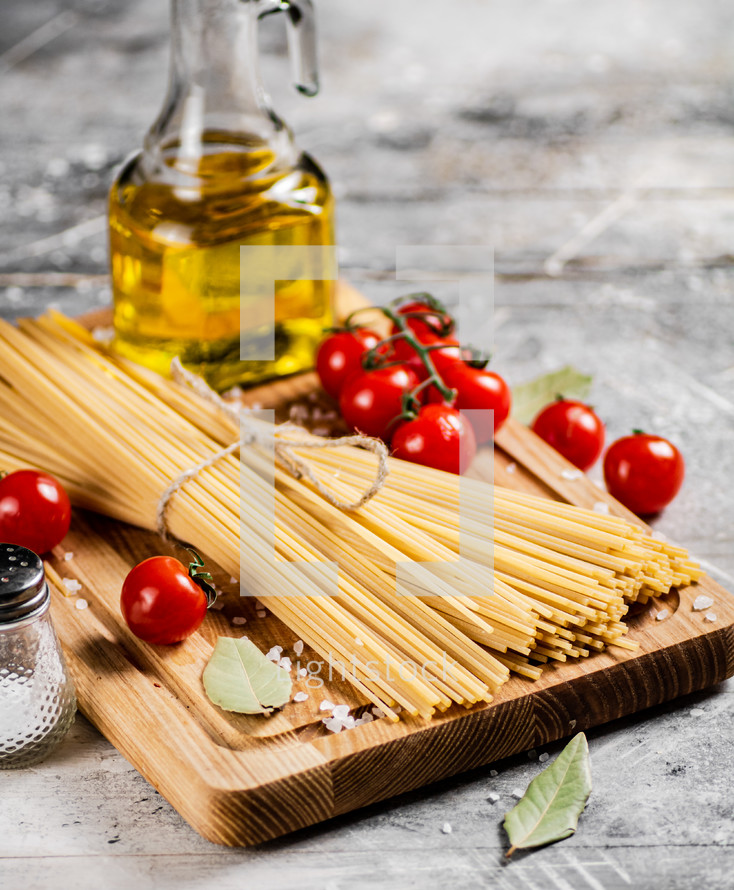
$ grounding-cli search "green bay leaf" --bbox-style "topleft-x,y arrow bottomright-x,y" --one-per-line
511,366 -> 592,425
503,732 -> 592,857
202,636 -> 292,715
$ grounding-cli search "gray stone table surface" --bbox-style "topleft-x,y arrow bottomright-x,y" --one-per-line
1,1 -> 734,887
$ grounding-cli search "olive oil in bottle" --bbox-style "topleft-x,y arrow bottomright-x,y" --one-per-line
109,0 -> 335,391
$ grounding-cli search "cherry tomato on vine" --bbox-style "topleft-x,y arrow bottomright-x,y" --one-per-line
531,399 -> 605,471
392,404 -> 477,475
603,433 -> 684,515
121,552 -> 215,645
316,328 -> 382,400
0,469 -> 71,554
429,364 -> 512,444
390,300 -> 454,339
339,365 -> 420,440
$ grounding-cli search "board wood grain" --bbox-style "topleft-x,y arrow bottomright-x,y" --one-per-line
42,285 -> 734,846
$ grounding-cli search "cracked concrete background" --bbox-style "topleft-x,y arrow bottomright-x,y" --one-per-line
1,1 -> 733,888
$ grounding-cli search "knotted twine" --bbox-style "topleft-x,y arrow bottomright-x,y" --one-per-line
155,358 -> 390,540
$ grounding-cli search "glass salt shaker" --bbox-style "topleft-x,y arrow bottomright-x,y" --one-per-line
0,544 -> 76,768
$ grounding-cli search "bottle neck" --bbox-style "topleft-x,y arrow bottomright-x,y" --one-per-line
145,0 -> 296,182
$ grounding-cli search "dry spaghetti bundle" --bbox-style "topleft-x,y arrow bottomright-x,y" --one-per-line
0,312 -> 702,719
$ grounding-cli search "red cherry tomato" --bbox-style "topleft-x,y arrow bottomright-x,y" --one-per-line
339,365 -> 420,441
316,328 -> 382,400
391,404 -> 477,475
0,469 -> 71,554
429,364 -> 512,444
121,555 -> 212,645
391,300 -> 454,339
531,399 -> 605,471
391,333 -> 463,381
603,433 -> 685,515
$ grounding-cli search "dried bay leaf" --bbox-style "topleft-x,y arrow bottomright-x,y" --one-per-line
504,733 -> 592,857
511,366 -> 592,425
203,636 -> 292,715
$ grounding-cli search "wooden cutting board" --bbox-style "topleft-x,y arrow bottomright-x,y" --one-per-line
44,284 -> 734,846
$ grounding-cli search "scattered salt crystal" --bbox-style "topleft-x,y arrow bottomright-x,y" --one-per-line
341,715 -> 356,730
324,717 -> 343,733
209,598 -> 225,611
441,822 -> 452,835
489,769 -> 498,778
231,616 -> 247,625
569,719 -> 577,729
293,640 -> 304,656
298,668 -> 308,678
488,792 -> 500,803
332,704 -> 350,721
393,705 -> 402,714
511,789 -> 524,800
355,712 -> 374,725
320,700 -> 335,712
527,748 -> 537,759
593,501 -> 610,515
539,752 -> 550,763
64,552 -> 74,561
75,599 -> 89,611
266,647 -> 282,662
505,462 -> 517,475
293,692 -> 308,703
561,469 -> 583,481
372,707 -> 385,718
690,708 -> 705,717
279,656 -> 292,672
656,609 -> 670,621
62,578 -> 82,593
354,637 -> 364,647
693,595 -> 715,612
705,612 -> 718,623
256,610 -> 267,618
229,576 -> 238,584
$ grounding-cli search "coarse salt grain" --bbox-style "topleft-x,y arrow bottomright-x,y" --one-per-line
332,704 -> 350,721
593,501 -> 610,515
539,752 -> 550,763
75,599 -> 89,610
506,462 -> 517,475
705,612 -> 717,622
656,609 -> 670,621
293,640 -> 304,656
266,647 -> 282,662
62,578 -> 82,593
372,707 -> 385,718
488,792 -> 500,803
354,637 -> 364,646
210,599 -> 225,611
279,656 -> 292,672
690,708 -> 705,717
341,715 -> 356,730
320,700 -> 335,712
355,712 -> 374,726
231,616 -> 247,625
693,595 -> 715,612
229,576 -> 238,584
441,822 -> 452,834
511,789 -> 524,800
293,692 -> 308,703
489,769 -> 498,778
298,668 -> 308,678
561,469 -> 583,481
63,552 -> 74,561
527,748 -> 537,759
569,719 -> 577,729
323,717 -> 343,733
256,609 -> 267,618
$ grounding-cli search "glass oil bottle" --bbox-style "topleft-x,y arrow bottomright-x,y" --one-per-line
109,0 -> 334,391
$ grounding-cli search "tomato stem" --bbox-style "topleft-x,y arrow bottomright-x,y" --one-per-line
184,547 -> 218,608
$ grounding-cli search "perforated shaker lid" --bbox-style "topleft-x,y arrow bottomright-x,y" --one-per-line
0,544 -> 49,624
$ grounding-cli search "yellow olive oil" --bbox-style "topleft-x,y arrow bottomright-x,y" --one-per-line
109,141 -> 334,391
